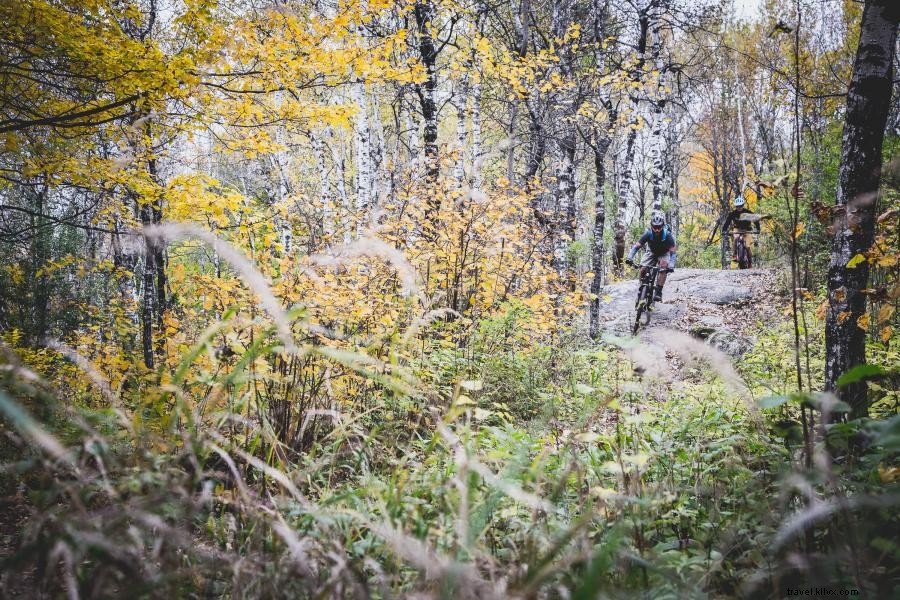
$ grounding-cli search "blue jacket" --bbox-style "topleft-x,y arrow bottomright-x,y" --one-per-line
636,227 -> 676,256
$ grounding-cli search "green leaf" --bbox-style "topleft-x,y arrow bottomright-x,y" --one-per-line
0,391 -> 71,465
836,364 -> 888,386
757,395 -> 789,410
572,527 -> 624,600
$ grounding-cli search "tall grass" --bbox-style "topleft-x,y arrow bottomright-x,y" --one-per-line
1,224 -> 897,599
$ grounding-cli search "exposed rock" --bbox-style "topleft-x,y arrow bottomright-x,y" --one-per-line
690,325 -> 717,339
689,283 -> 753,305
698,315 -> 724,327
597,268 -> 776,336
706,328 -> 754,359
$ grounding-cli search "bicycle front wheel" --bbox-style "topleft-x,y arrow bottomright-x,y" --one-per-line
632,286 -> 648,335
632,306 -> 644,335
739,241 -> 750,269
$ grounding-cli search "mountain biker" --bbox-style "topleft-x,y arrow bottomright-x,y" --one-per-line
625,210 -> 676,302
722,196 -> 760,267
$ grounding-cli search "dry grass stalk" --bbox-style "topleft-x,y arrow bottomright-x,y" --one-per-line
143,222 -> 298,352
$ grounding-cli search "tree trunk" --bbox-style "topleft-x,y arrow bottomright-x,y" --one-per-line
328,131 -> 352,243
414,0 -> 439,185
589,130 -> 612,340
552,124 -> 577,283
269,110 -> 294,254
454,67 -> 470,187
29,183 -> 50,346
351,78 -> 373,234
647,1 -> 666,211
824,0 -> 898,418
310,130 -> 333,239
403,88 -> 420,159
470,74 -> 482,188
720,213 -> 730,270
613,126 -> 638,268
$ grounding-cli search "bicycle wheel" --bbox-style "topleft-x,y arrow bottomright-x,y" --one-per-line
632,285 -> 648,335
736,237 -> 750,269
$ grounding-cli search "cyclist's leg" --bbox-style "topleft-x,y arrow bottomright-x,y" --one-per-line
638,250 -> 657,297
655,256 -> 669,287
744,233 -> 753,267
731,232 -> 741,261
652,256 -> 668,301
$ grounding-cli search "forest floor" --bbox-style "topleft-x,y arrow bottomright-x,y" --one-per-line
598,267 -> 784,382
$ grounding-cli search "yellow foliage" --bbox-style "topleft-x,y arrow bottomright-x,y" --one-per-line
846,253 -> 866,268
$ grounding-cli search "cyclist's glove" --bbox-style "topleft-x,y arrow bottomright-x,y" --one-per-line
626,247 -> 638,263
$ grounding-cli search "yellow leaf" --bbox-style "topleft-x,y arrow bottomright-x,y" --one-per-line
880,326 -> 893,343
792,222 -> 806,240
879,463 -> 900,483
846,253 -> 866,268
815,300 -> 827,320
877,254 -> 898,267
857,313 -> 870,330
837,311 -> 851,323
876,304 -> 895,323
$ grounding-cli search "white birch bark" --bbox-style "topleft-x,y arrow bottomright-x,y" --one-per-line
614,120 -> 638,266
351,79 -> 373,235
403,91 -> 420,161
269,114 -> 293,254
310,130 -> 333,238
647,0 -> 666,211
470,74 -> 482,188
454,69 -> 470,187
328,134 -> 352,244
369,88 -> 388,214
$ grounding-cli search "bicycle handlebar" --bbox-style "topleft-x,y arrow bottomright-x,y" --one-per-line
625,261 -> 673,273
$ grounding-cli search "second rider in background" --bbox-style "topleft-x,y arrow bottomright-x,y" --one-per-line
722,196 -> 760,267
625,210 -> 676,302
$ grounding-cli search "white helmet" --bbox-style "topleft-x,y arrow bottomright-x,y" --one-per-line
649,210 -> 665,227
734,196 -> 745,207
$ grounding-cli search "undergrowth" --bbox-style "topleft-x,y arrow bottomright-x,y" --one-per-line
0,298 -> 898,599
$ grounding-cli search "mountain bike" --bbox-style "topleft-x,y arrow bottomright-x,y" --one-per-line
730,230 -> 756,269
627,262 -> 673,335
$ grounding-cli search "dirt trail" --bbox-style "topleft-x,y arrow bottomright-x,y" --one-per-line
597,268 -> 783,381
